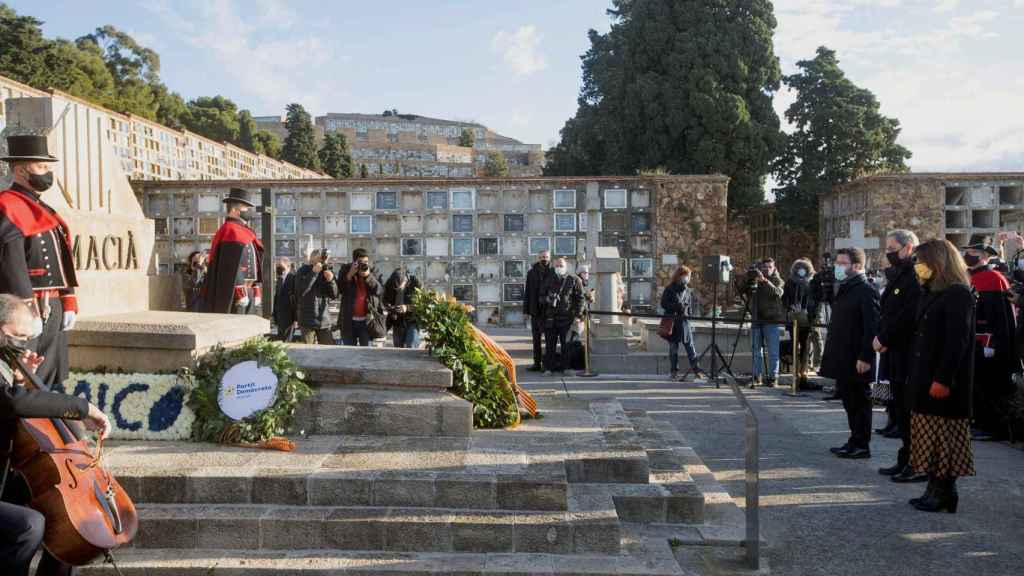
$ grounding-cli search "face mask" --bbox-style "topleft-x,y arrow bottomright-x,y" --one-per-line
834,264 -> 848,282
963,254 -> 980,267
555,266 -> 567,277
886,250 -> 903,267
24,170 -> 54,192
1017,259 -> 1024,270
0,330 -> 30,352
239,210 -> 254,222
914,262 -> 933,283
540,260 -> 550,268
680,276 -> 690,285
796,268 -> 807,278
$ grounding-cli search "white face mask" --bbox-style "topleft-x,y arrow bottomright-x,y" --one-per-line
555,266 -> 568,277
29,316 -> 43,339
680,276 -> 690,285
796,268 -> 807,278
834,264 -> 849,281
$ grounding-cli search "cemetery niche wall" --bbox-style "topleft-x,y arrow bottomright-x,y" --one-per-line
136,176 -> 730,326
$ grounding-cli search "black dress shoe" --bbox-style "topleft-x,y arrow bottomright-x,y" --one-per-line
892,466 -> 928,483
837,447 -> 871,459
830,444 -> 852,455
882,427 -> 902,439
878,462 -> 904,476
874,422 -> 896,435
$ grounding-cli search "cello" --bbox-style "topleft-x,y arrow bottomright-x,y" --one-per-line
2,348 -> 137,566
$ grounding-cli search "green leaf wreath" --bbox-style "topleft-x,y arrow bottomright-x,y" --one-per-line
410,289 -> 520,429
187,337 -> 313,444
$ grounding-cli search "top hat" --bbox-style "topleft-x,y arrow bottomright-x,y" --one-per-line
222,188 -> 256,207
963,240 -> 999,257
1,135 -> 59,162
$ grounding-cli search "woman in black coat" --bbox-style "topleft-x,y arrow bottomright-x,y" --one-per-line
661,266 -> 704,381
905,239 -> 975,513
383,269 -> 421,348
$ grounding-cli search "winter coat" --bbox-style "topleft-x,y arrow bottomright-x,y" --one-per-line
335,263 -> 383,341
877,260 -> 923,383
782,273 -> 813,326
273,271 -> 296,330
820,273 -> 880,383
525,261 -> 557,317
541,273 -> 585,328
660,281 -> 695,344
294,263 -> 339,330
744,271 -> 785,322
383,271 -> 421,334
907,284 -> 975,419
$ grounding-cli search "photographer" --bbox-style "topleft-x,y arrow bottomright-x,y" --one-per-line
336,248 -> 382,346
294,249 -> 338,345
742,258 -> 785,387
822,247 -> 880,459
383,268 -> 422,348
541,258 -> 585,375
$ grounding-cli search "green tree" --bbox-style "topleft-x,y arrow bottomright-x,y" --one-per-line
281,103 -> 321,171
152,83 -> 190,130
773,47 -> 912,229
318,132 -> 354,178
545,0 -> 783,213
237,110 -> 260,151
458,128 -> 475,148
359,163 -> 369,178
483,151 -> 510,177
253,130 -> 282,159
0,5 -> 55,88
184,96 -> 240,143
77,25 -> 162,119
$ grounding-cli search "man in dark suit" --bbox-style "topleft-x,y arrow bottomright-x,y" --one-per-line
524,250 -> 555,372
0,294 -> 110,576
821,247 -> 880,459
874,230 -> 925,481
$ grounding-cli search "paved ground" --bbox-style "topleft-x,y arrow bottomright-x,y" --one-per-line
490,328 -> 1024,576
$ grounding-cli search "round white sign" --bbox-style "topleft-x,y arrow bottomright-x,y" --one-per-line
217,360 -> 279,421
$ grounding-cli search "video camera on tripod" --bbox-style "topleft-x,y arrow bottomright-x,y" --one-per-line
814,252 -> 837,304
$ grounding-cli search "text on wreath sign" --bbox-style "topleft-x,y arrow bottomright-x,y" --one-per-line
71,231 -> 140,271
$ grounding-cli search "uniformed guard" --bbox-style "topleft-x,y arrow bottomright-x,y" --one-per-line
201,188 -> 264,314
0,134 -> 79,388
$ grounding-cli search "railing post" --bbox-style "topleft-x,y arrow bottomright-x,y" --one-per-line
727,378 -> 760,571
790,317 -> 800,396
580,309 -> 598,377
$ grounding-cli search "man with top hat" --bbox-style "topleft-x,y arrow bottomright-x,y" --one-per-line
201,188 -> 264,314
0,134 -> 79,388
963,239 -> 1019,441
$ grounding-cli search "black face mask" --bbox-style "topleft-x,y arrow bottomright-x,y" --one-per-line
963,254 -> 981,268
885,250 -> 903,267
1,331 -> 30,354
23,170 -> 54,192
239,210 -> 255,222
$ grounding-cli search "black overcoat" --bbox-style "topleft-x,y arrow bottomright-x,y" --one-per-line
877,261 -> 923,383
907,284 -> 975,419
820,274 -> 880,383
335,263 -> 382,341
525,262 -> 556,317
660,281 -> 695,344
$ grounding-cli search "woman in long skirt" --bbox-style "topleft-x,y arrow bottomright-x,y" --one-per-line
905,239 -> 976,513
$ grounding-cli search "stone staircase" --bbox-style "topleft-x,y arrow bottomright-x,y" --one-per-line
80,347 -> 745,575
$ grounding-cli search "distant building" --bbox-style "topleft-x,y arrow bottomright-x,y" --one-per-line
255,111 -> 544,178
0,74 -> 322,181
822,173 -> 1024,266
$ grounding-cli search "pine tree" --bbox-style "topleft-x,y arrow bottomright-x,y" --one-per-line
545,0 -> 783,213
483,151 -> 510,177
773,47 -> 912,229
458,128 -> 475,148
318,132 -> 355,178
281,103 -> 321,171
360,163 -> 369,178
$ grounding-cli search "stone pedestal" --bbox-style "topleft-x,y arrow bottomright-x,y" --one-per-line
69,312 -> 270,372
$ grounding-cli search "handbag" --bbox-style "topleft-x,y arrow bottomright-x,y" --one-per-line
657,317 -> 675,340
870,353 -> 892,403
366,303 -> 388,340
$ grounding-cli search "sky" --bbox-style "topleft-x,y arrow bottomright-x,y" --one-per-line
9,0 -> 1024,176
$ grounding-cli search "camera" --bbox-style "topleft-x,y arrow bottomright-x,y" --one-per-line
358,261 -> 369,273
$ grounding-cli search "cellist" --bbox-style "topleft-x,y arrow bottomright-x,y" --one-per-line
0,294 -> 110,575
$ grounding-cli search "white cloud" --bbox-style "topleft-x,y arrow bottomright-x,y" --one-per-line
933,0 -> 959,12
492,25 -> 547,76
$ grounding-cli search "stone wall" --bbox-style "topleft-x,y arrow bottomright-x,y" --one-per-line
137,176 -> 730,326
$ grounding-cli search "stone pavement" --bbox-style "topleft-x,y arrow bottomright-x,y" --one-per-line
494,331 -> 1024,574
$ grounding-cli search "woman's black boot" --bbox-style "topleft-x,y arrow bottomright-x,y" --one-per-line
908,475 -> 935,507
912,477 -> 959,513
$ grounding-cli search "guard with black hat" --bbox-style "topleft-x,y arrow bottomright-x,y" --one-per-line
200,188 -> 264,314
0,134 -> 79,388
963,239 -> 1019,441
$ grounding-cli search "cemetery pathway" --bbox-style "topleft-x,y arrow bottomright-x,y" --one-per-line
528,373 -> 1024,576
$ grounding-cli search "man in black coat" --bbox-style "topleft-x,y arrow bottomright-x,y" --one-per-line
524,250 -> 555,372
821,247 -> 880,459
0,294 -> 110,576
273,257 -> 296,340
294,250 -> 339,345
873,230 -> 925,481
540,258 -> 585,375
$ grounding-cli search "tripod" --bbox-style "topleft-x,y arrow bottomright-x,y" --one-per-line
683,278 -> 737,388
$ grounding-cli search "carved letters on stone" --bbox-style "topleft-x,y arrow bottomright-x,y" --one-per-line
72,231 -> 140,271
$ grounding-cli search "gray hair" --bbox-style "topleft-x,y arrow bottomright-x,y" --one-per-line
887,229 -> 919,248
0,294 -> 29,325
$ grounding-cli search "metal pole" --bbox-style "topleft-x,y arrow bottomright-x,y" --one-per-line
579,309 -> 598,377
710,280 -> 719,388
259,187 -> 275,321
726,377 -> 760,570
790,317 -> 801,396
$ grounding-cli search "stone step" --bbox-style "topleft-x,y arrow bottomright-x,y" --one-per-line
82,548 -> 686,575
286,344 -> 452,390
132,503 -> 621,555
293,387 -> 473,437
572,482 -> 705,525
113,466 -> 568,511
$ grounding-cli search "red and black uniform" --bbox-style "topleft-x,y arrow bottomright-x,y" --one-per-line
968,266 -> 1019,436
201,216 -> 263,314
0,183 -> 78,387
